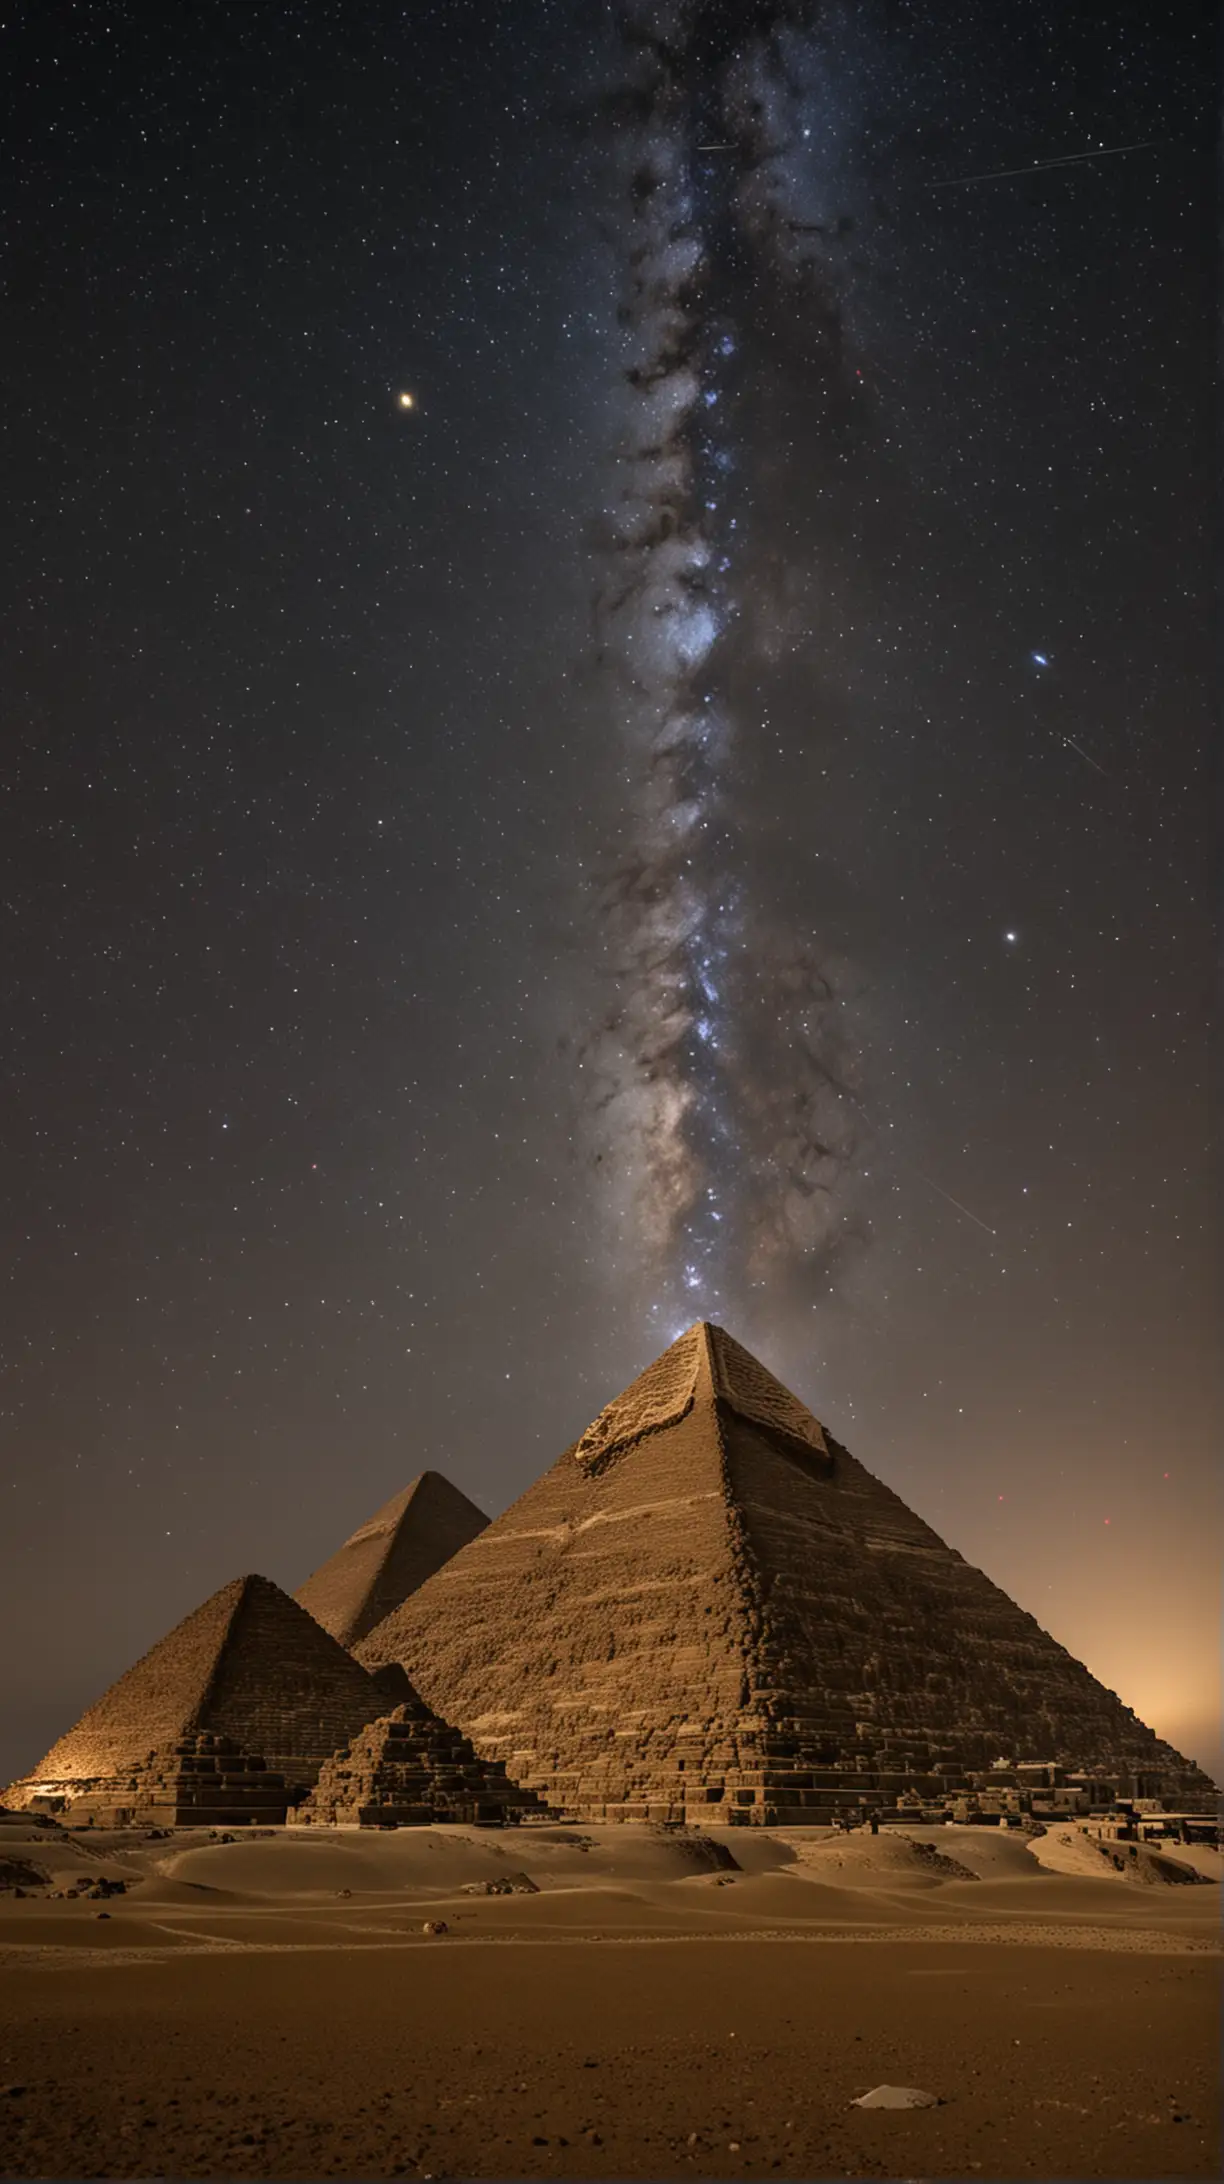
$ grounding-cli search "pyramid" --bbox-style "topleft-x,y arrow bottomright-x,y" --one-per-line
356,1323 -> 1217,1824
295,1695 -> 549,1828
5,1574 -> 397,1820
294,1470 -> 489,1649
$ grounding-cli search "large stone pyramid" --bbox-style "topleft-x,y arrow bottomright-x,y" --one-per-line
295,1470 -> 489,1649
357,1323 -> 1216,1823
5,1573 -> 396,1819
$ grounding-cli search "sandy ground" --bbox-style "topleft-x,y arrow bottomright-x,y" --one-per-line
0,1814 -> 1218,2180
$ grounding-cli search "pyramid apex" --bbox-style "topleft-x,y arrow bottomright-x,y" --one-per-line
574,1320 -> 829,1476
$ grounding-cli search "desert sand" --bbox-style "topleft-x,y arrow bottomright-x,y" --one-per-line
0,1812 -> 1218,2180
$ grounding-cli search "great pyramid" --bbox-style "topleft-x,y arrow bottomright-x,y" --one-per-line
5,1573 -> 398,1821
295,1695 -> 548,1828
356,1322 -> 1216,1823
294,1470 -> 489,1649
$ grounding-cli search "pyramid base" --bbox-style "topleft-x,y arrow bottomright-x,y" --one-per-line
518,1756 -> 1217,1828
7,1733 -> 291,1829
291,1798 -> 519,1829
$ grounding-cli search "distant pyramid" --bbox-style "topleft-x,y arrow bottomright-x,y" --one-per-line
5,1574 -> 396,1819
295,1471 -> 489,1649
357,1323 -> 1216,1823
296,1694 -> 548,1828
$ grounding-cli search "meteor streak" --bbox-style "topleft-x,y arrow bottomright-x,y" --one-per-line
929,138 -> 1164,191
911,1170 -> 997,1236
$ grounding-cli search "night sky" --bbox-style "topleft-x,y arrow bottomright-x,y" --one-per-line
2,0 -> 1218,1790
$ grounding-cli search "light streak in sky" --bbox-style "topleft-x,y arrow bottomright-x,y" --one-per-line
910,1169 -> 997,1237
928,139 -> 1166,191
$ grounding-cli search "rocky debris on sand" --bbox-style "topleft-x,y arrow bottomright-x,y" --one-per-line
0,1859 -> 49,1891
461,1871 -> 539,1895
852,2084 -> 942,2109
911,1839 -> 978,1879
421,1919 -> 449,1935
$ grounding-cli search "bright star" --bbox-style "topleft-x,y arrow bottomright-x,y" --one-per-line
397,391 -> 416,410
1031,651 -> 1049,666
1004,931 -> 1018,944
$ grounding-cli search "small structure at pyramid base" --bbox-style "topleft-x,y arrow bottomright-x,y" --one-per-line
293,1700 -> 550,1829
31,1733 -> 292,1829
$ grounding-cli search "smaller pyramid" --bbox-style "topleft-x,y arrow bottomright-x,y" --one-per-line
294,1471 -> 489,1649
295,1696 -> 549,1828
4,1574 -> 395,1819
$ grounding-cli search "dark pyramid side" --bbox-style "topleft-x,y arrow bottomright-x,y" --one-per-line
5,1573 -> 398,1820
357,1322 -> 1216,1824
295,1470 -> 489,1649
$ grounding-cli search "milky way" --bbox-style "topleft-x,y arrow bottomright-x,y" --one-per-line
588,0 -> 860,1328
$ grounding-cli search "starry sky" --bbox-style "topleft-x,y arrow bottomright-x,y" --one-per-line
2,0 -> 1218,1789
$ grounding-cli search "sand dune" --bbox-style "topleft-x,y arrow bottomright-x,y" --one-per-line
1,1814 -> 1217,2178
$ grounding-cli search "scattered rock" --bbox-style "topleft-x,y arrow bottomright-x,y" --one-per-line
0,1859 -> 48,1890
462,1870 -> 539,1895
96,1912 -> 110,1921
852,2084 -> 941,2110
422,1919 -> 449,1935
2,2086 -> 26,2099
910,1839 -> 977,1879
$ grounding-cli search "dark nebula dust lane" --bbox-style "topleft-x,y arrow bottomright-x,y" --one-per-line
590,1 -> 862,1331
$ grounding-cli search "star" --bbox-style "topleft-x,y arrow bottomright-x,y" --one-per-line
396,391 -> 416,411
